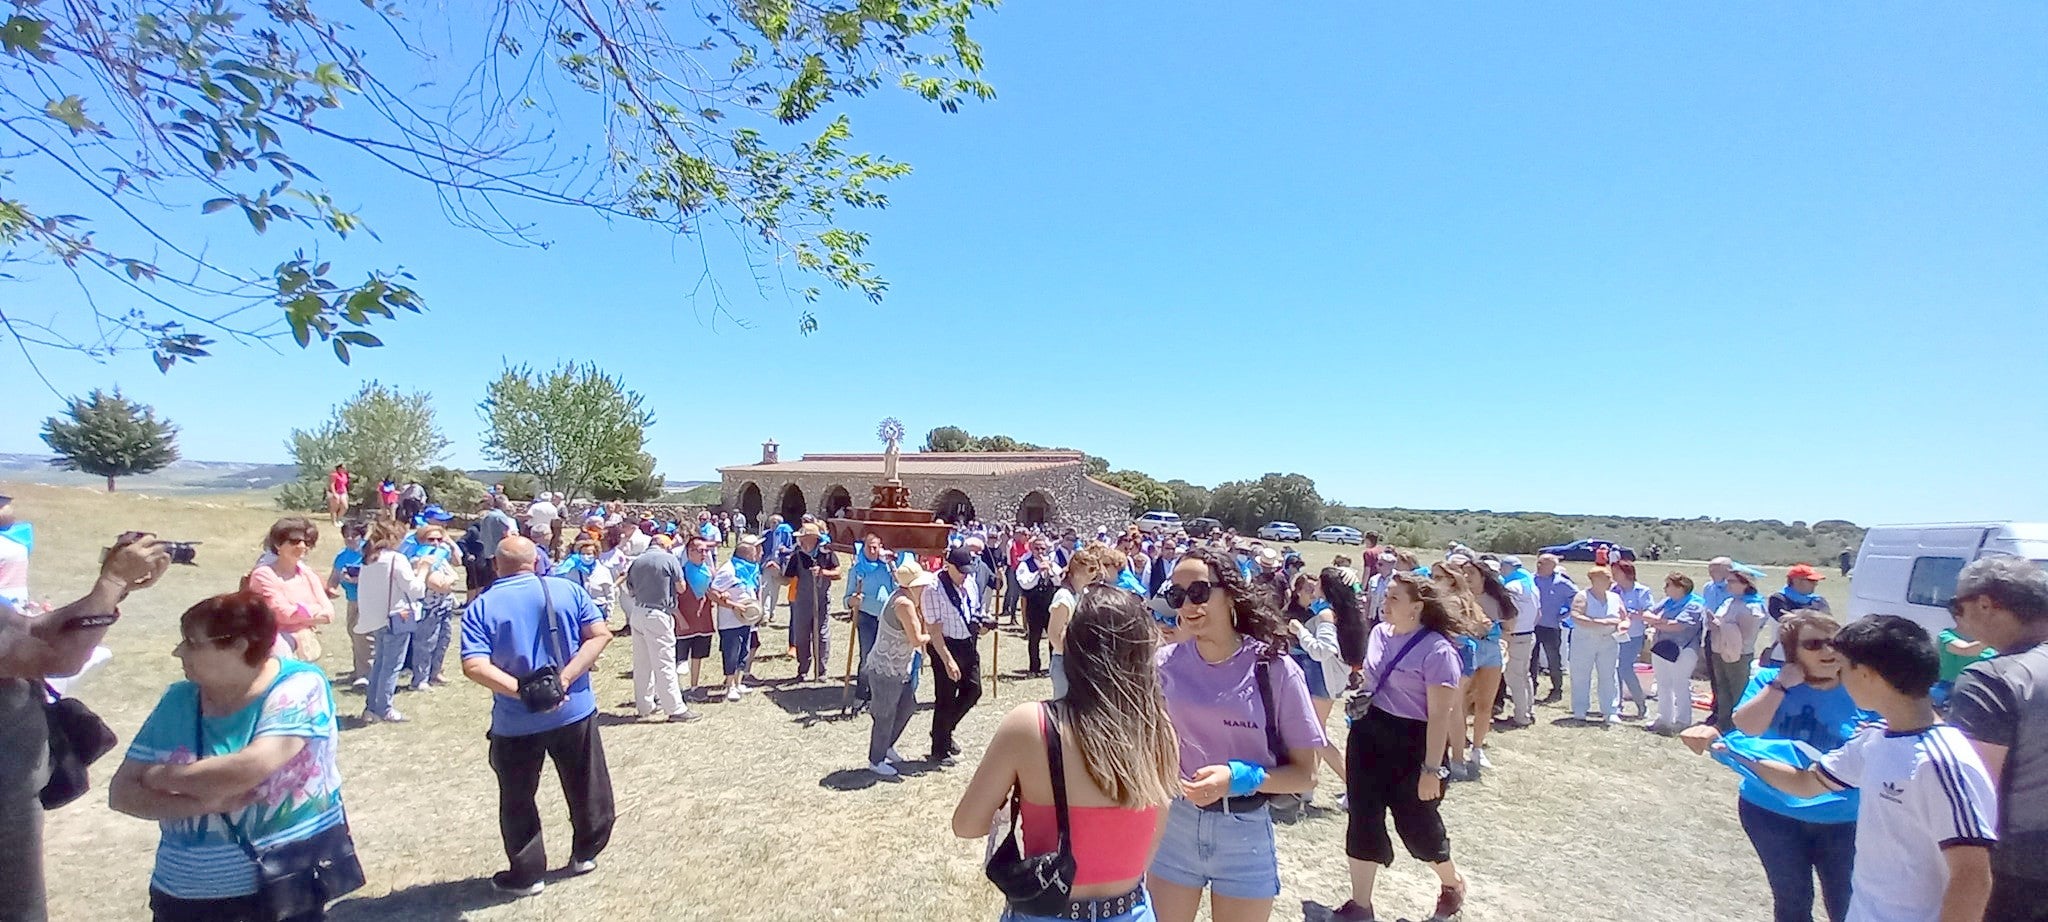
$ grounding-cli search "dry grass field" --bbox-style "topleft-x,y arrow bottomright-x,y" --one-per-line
6,481 -> 1850,922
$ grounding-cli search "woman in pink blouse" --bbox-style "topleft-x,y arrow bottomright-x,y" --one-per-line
246,516 -> 335,660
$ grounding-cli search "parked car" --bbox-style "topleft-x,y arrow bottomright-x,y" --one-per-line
1185,517 -> 1223,538
1848,522 -> 2048,636
1537,538 -> 1637,562
1311,525 -> 1363,545
1133,510 -> 1183,534
1256,521 -> 1301,541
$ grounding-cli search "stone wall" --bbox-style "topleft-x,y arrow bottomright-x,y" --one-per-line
720,463 -> 1131,533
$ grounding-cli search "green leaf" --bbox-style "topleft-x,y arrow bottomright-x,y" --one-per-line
332,339 -> 351,363
1,15 -> 47,57
43,96 -> 103,135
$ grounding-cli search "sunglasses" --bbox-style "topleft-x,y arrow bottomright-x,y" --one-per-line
1797,637 -> 1836,652
1162,580 -> 1215,609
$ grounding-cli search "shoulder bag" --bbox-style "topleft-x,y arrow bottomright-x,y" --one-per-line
1343,629 -> 1435,722
516,576 -> 570,713
984,702 -> 1075,915
1252,657 -> 1292,766
196,674 -> 365,919
39,682 -> 117,810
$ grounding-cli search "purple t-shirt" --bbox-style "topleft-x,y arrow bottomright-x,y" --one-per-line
1361,622 -> 1463,722
1156,639 -> 1327,778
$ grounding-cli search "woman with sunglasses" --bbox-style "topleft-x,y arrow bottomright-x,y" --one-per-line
246,516 -> 335,662
1150,548 -> 1324,922
1679,612 -> 1864,922
953,585 -> 1179,922
1050,544 -> 1125,699
1330,571 -> 1469,922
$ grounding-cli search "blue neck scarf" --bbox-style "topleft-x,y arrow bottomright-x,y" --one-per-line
732,557 -> 761,590
683,561 -> 711,597
1781,584 -> 1818,606
1659,592 -> 1703,615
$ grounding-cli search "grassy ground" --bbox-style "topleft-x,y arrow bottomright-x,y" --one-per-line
12,481 -> 1807,922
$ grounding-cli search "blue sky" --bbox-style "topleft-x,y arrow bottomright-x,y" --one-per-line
5,3 -> 2045,525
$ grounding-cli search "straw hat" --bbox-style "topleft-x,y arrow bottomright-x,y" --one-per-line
893,559 -> 935,588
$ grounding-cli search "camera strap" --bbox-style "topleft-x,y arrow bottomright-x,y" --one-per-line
537,575 -> 568,670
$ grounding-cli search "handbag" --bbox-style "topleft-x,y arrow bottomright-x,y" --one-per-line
39,683 -> 117,810
984,702 -> 1076,915
516,575 -> 569,713
1344,629 -> 1434,722
196,676 -> 365,919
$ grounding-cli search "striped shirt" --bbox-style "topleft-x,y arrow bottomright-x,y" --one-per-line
1817,724 -> 1997,922
921,573 -> 984,641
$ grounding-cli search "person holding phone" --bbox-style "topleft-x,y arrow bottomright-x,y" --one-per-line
326,521 -> 369,686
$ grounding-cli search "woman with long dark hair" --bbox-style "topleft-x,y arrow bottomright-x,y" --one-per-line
1329,571 -> 1468,922
1287,569 -> 1358,799
954,585 -> 1181,921
1149,548 -> 1325,922
1428,566 -> 1488,780
1450,555 -> 1514,776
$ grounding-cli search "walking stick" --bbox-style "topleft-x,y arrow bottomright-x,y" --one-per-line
988,615 -> 1000,689
842,605 -> 858,707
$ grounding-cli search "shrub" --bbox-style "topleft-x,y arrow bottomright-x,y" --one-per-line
498,473 -> 539,501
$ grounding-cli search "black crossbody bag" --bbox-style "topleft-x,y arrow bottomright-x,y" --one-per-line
1344,630 -> 1434,722
195,675 -> 365,919
517,576 -> 570,713
984,702 -> 1076,915
39,682 -> 117,810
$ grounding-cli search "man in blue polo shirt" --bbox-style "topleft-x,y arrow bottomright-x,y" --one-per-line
460,536 -> 616,897
1532,554 -> 1577,703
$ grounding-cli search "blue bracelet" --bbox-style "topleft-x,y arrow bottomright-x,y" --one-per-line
1226,760 -> 1268,797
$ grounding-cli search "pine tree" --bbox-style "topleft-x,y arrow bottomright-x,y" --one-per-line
40,389 -> 181,491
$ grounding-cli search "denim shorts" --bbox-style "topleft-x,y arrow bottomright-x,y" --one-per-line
1002,887 -> 1154,922
1148,798 -> 1280,900
1472,635 -> 1504,670
1456,636 -> 1478,676
719,626 -> 752,675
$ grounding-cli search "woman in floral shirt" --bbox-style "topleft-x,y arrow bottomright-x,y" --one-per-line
110,591 -> 348,921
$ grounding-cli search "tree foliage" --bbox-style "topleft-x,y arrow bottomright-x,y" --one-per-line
281,381 -> 448,509
496,472 -> 540,502
591,451 -> 665,502
1164,479 -> 1211,518
38,388 -> 179,490
1206,473 -> 1324,532
480,362 -> 654,501
923,425 -> 972,452
1096,469 -> 1172,516
422,465 -> 488,512
0,0 -> 997,370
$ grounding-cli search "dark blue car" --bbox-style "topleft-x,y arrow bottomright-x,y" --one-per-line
1537,538 -> 1638,562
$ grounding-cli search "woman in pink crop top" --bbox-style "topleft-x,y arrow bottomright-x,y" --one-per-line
954,584 -> 1179,921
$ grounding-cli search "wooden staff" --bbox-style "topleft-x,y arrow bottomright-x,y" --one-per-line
988,607 -> 1000,689
842,603 -> 859,707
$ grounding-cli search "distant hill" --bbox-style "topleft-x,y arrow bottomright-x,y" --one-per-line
0,453 -> 297,494
1322,505 -> 1865,567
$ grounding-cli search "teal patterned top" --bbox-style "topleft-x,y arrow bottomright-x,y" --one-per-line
125,657 -> 344,898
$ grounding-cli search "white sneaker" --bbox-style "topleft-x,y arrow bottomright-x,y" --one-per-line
735,682 -> 750,696
724,687 -> 741,703
870,761 -> 901,778
567,858 -> 596,876
1473,746 -> 1492,769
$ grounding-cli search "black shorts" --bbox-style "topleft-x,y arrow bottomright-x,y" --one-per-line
675,634 -> 713,661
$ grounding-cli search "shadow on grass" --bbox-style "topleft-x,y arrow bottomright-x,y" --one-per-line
763,684 -> 864,726
821,758 -> 945,791
1550,715 -> 1613,729
328,876 -> 518,921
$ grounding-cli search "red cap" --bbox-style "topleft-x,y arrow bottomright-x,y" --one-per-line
1786,564 -> 1826,582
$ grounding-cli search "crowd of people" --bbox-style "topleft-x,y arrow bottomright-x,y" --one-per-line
1,482 -> 2046,922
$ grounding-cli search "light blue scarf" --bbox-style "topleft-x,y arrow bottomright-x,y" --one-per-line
1781,584 -> 1818,606
1659,592 -> 1704,615
732,557 -> 761,591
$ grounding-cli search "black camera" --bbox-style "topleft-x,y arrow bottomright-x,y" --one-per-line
116,532 -> 201,566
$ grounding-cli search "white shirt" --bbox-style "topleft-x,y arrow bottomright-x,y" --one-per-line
1504,578 -> 1542,634
355,549 -> 426,634
526,501 -> 559,529
711,562 -> 757,631
1818,725 -> 1998,922
1014,554 -> 1063,591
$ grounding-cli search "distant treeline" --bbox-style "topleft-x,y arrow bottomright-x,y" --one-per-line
1320,507 -> 1864,567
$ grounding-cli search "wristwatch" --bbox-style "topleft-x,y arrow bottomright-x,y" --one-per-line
1426,764 -> 1449,781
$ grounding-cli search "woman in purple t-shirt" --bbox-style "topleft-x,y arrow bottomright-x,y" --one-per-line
1150,548 -> 1326,922
1330,571 -> 1470,922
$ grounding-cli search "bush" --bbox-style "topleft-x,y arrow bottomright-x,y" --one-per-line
1387,521 -> 1435,549
275,478 -> 327,512
424,466 -> 488,511
498,473 -> 539,501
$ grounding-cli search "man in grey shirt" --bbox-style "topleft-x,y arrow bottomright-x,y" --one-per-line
1,535 -> 169,922
476,496 -> 518,591
623,540 -> 693,720
1947,555 -> 2048,922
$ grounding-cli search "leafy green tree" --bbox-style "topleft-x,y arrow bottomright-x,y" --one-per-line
480,363 -> 654,500
924,426 -> 973,452
282,382 -> 449,509
1207,473 -> 1323,531
970,434 -> 1027,452
422,466 -> 488,513
592,452 -> 665,503
38,389 -> 180,491
1165,479 -> 1211,518
496,473 -> 540,503
1097,470 -> 1173,516
1,0 -> 997,371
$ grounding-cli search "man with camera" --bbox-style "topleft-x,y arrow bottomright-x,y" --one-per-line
1,533 -> 170,922
459,536 -> 616,897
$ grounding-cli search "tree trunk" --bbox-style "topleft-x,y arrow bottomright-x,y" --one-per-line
106,475 -> 117,492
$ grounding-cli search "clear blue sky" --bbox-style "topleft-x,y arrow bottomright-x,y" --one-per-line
6,3 -> 2045,525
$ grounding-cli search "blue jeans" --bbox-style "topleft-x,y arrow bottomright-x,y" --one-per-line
409,597 -> 454,688
1739,797 -> 1855,922
1002,888 -> 1153,922
366,620 -> 415,716
1149,798 -> 1280,900
1049,653 -> 1067,699
1616,635 -> 1647,712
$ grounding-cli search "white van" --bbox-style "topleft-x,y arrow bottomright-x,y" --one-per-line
1133,511 -> 1182,534
1848,522 -> 2048,636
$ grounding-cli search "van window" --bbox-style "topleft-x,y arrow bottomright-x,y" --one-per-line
1906,556 -> 1967,608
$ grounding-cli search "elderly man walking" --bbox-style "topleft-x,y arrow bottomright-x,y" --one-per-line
622,536 -> 696,721
1531,554 -> 1577,703
785,524 -> 843,681
1946,555 -> 2048,922
460,537 -> 616,897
